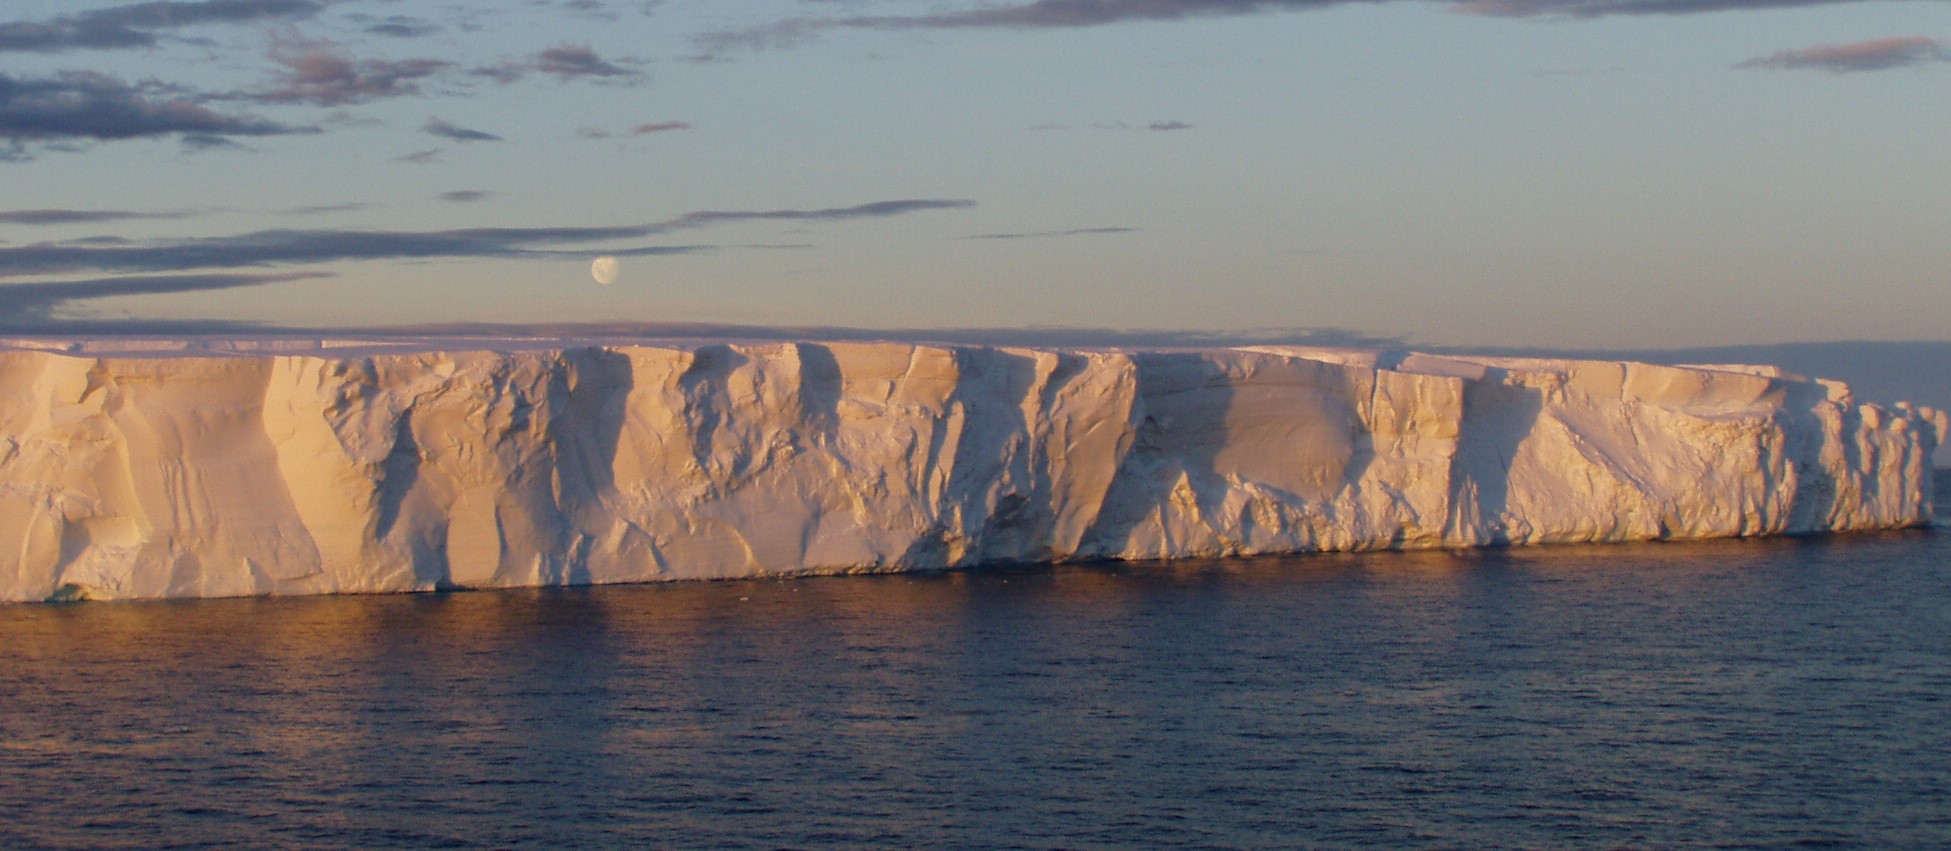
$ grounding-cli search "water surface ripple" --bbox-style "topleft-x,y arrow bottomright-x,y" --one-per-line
3,481 -> 1948,848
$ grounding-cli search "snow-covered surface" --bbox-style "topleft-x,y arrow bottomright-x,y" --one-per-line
0,337 -> 1942,602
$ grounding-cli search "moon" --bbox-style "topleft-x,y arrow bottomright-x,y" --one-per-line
590,256 -> 619,285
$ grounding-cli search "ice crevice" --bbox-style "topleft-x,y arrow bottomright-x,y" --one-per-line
0,338 -> 1942,602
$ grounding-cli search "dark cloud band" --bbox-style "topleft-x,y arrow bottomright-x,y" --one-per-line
964,227 -> 1137,240
1,70 -> 308,159
424,118 -> 502,143
666,199 -> 976,228
695,0 -> 1903,53
0,208 -> 190,225
0,200 -> 977,277
0,0 -> 322,54
0,271 -> 330,324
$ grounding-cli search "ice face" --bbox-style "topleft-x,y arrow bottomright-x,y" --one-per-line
0,339 -> 1941,602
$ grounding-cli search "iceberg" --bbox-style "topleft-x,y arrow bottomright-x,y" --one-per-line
0,338 -> 1941,602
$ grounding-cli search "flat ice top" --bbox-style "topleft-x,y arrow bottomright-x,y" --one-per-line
0,335 -> 707,358
0,335 -> 1800,384
0,334 -> 1327,355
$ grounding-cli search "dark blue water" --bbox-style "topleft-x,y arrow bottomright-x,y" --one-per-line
3,479 -> 1948,848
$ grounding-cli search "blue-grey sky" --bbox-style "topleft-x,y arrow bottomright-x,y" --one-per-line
2,0 -> 1947,347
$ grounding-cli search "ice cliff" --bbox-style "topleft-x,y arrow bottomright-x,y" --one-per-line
0,338 -> 1942,602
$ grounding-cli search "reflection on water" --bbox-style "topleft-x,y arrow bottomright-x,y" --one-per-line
2,526 -> 1949,847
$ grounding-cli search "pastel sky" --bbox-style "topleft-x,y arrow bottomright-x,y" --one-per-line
1,0 -> 1946,348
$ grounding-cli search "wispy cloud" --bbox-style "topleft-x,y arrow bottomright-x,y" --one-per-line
1451,0 -> 1884,16
439,190 -> 491,203
695,0 -> 1353,52
0,271 -> 330,324
353,15 -> 442,38
249,33 -> 451,106
473,44 -> 646,84
661,199 -> 975,229
0,0 -> 321,54
0,208 -> 191,225
214,32 -> 637,116
1083,120 -> 1196,132
1,70 -> 307,160
394,148 -> 443,164
0,199 -> 976,277
696,0 -> 1901,53
179,132 -> 248,152
0,226 -> 673,278
964,226 -> 1137,240
534,44 -> 638,78
1736,36 -> 1947,72
551,0 -> 624,22
579,121 -> 690,139
423,118 -> 502,142
278,202 -> 369,215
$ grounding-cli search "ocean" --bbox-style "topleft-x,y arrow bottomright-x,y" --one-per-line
3,472 -> 1947,848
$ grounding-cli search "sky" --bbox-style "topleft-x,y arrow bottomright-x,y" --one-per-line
1,0 -> 1947,349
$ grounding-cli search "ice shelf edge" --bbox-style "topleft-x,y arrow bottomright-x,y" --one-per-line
1,340 -> 1941,602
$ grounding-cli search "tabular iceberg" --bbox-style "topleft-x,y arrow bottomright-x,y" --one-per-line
0,338 -> 1941,602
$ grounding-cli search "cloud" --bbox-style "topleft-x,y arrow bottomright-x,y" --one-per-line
580,121 -> 689,139
1736,36 -> 1947,72
394,148 -> 443,164
0,226 -> 672,278
662,199 -> 976,229
423,118 -> 502,142
439,190 -> 491,203
696,0 -> 1904,52
0,0 -> 322,54
1,70 -> 306,159
694,0 -> 1359,52
964,226 -> 1137,240
1088,120 -> 1195,131
355,15 -> 442,38
473,44 -> 645,84
535,44 -> 637,78
557,0 -> 624,22
179,132 -> 247,152
0,199 -> 975,277
0,271 -> 329,324
279,203 -> 369,215
250,33 -> 451,106
0,208 -> 190,225
1450,0 -> 1884,15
